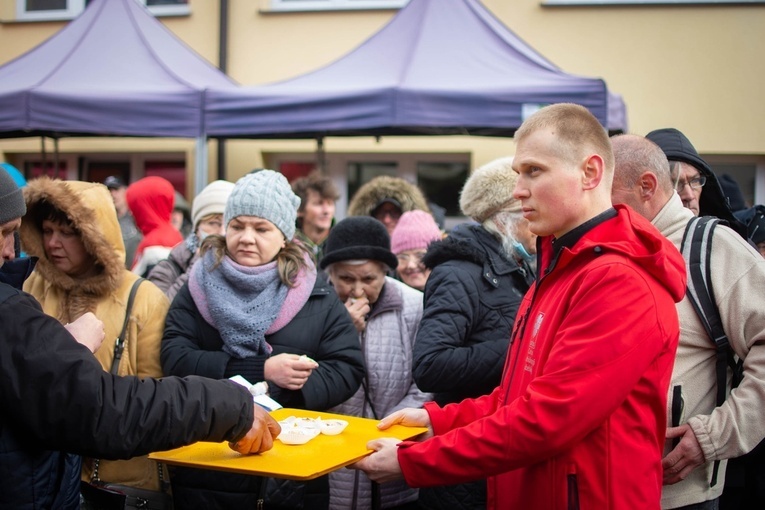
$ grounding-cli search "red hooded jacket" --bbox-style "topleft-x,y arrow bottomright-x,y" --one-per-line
398,205 -> 686,509
126,176 -> 182,269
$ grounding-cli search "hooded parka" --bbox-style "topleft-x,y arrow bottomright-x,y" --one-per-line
20,178 -> 170,491
347,175 -> 430,218
397,206 -> 687,510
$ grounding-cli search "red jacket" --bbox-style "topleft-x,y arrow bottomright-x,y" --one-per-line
398,206 -> 686,509
126,176 -> 182,269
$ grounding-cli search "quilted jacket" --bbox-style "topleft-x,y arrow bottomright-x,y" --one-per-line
329,277 -> 432,510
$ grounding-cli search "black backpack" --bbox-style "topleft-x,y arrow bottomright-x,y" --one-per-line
680,216 -> 744,487
681,216 -> 765,509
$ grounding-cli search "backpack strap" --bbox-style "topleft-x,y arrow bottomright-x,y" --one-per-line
110,278 -> 144,375
680,216 -> 742,486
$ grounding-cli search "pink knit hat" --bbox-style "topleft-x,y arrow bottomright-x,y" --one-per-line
390,210 -> 441,255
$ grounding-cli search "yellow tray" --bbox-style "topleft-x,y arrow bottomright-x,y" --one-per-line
149,408 -> 427,481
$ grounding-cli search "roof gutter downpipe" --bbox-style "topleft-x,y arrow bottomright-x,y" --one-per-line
217,0 -> 229,181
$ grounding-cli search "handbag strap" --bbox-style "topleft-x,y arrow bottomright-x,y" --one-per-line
91,458 -> 166,489
92,277 -> 168,491
110,278 -> 144,375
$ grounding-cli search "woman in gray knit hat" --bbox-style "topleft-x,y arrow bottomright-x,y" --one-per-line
161,169 -> 364,510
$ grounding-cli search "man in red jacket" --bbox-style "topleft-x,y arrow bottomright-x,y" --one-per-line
352,103 -> 687,509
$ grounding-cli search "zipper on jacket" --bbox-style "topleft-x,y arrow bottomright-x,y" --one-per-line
257,475 -> 266,510
567,473 -> 580,510
502,273 -> 545,403
671,385 -> 684,449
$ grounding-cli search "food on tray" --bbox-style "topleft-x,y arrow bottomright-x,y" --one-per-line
319,419 -> 348,436
276,416 -> 349,444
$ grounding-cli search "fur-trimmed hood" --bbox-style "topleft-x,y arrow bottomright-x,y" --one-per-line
347,176 -> 430,217
20,178 -> 125,299
423,223 -> 521,283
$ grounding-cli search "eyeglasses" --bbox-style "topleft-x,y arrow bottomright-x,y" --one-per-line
396,251 -> 426,264
675,175 -> 706,192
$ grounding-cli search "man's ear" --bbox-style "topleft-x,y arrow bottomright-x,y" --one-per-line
638,171 -> 659,201
582,154 -> 605,190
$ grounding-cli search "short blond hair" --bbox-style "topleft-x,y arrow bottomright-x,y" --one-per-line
515,103 -> 614,179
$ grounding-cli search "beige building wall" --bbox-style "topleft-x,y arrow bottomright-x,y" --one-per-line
0,0 -> 763,202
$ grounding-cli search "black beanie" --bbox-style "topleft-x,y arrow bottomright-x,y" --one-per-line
320,216 -> 398,270
0,167 -> 25,225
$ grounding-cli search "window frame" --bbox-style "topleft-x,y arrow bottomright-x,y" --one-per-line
14,0 -> 189,22
266,151 -> 470,224
16,0 -> 85,21
268,0 -> 409,13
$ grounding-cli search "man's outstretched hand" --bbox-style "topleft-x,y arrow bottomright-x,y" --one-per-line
229,405 -> 281,455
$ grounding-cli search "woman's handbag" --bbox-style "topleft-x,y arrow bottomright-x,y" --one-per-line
79,278 -> 172,510
80,467 -> 172,510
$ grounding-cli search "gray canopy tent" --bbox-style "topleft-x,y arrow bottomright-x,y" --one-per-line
0,0 -> 238,194
206,0 -> 627,140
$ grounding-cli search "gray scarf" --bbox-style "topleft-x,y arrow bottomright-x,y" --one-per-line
188,250 -> 288,358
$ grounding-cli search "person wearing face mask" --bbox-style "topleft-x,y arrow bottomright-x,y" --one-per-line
390,210 -> 443,291
411,157 -> 536,510
148,180 -> 235,301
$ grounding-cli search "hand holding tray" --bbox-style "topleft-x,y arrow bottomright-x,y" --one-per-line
149,408 -> 428,480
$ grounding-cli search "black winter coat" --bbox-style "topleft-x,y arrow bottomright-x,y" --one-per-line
413,224 -> 534,510
0,281 -> 255,510
161,278 -> 364,509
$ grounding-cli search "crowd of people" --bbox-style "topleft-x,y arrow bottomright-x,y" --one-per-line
2,102 -> 765,510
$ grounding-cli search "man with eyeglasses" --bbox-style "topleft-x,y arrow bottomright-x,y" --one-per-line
611,134 -> 765,510
646,128 -> 747,239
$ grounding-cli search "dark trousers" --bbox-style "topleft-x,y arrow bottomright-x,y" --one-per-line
672,498 -> 719,510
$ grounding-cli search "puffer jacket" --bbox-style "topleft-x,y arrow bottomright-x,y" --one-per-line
398,206 -> 687,510
654,194 -> 765,508
414,224 -> 533,509
20,178 -> 170,491
161,276 -> 364,509
147,235 -> 198,301
329,277 -> 432,510
0,281 -> 256,510
415,224 -> 534,406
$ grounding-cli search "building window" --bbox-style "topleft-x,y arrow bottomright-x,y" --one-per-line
15,0 -> 189,21
16,0 -> 84,21
269,0 -> 409,12
347,161 -> 398,204
23,160 -> 68,180
417,162 -> 469,217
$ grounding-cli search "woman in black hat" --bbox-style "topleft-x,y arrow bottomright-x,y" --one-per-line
320,216 -> 431,510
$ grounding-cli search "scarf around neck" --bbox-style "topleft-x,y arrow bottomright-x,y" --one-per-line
188,249 -> 316,359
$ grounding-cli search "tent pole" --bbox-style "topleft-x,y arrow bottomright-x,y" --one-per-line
53,138 -> 60,178
195,136 -> 209,197
40,137 -> 48,176
316,137 -> 326,174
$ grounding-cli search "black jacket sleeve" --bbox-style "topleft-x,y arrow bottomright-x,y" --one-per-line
413,262 -> 510,395
0,287 -> 254,460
